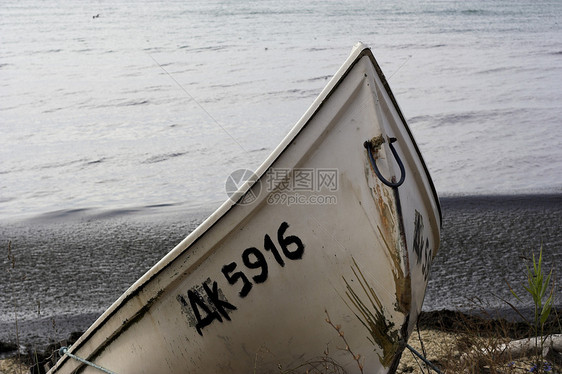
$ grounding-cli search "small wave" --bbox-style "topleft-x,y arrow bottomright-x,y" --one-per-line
397,42 -> 446,49
0,196 -> 15,204
259,88 -> 320,101
93,202 -> 198,220
115,99 -> 150,107
34,158 -> 87,171
144,85 -> 169,92
421,8 -> 489,16
294,75 -> 331,83
475,66 -> 511,75
42,203 -> 186,220
143,46 -> 164,53
29,208 -> 93,222
42,107 -> 65,113
249,147 -> 268,153
28,48 -> 63,55
189,45 -> 231,53
89,208 -> 142,219
144,203 -> 179,209
23,205 -> 172,223
284,88 -> 319,99
0,105 -> 20,111
421,108 -> 531,129
84,157 -> 106,166
306,47 -> 330,52
408,114 -> 434,124
142,152 -> 188,164
461,9 -> 486,15
208,79 -> 259,89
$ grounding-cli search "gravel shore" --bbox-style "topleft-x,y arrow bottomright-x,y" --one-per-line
1,310 -> 560,373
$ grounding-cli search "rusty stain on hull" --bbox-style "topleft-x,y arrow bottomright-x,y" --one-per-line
371,182 -> 411,316
376,226 -> 411,316
342,151 -> 413,368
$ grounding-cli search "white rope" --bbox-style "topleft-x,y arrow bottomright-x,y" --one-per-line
59,347 -> 117,374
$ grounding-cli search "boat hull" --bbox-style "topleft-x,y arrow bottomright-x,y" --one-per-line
48,43 -> 441,374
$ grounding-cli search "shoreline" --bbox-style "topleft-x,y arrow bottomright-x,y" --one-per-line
1,192 -> 561,225
1,309 -> 560,373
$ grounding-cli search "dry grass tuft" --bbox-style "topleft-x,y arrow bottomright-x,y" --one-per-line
397,309 -> 562,374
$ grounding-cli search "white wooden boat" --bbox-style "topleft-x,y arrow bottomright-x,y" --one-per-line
48,42 -> 441,374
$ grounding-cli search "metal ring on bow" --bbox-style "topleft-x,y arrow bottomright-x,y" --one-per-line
363,137 -> 406,188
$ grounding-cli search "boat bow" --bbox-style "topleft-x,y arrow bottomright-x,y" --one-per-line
48,43 -> 440,374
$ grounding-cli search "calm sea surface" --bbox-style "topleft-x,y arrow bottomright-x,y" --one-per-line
1,0 -> 561,346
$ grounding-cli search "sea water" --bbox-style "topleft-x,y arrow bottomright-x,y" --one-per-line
1,0 -> 561,220
1,0 -> 561,345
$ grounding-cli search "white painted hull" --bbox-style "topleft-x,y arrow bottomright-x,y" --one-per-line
48,43 -> 441,374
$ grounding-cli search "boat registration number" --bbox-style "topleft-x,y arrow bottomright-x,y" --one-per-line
176,221 -> 305,336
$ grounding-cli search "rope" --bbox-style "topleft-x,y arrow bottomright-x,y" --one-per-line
59,347 -> 117,374
405,344 -> 443,374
